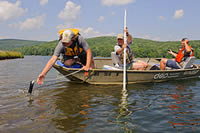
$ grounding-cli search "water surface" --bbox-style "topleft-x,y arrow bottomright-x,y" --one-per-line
1,56 -> 200,133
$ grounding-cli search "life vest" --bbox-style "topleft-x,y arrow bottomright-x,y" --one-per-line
64,41 -> 84,57
59,28 -> 79,37
175,46 -> 194,63
119,44 -> 133,64
58,28 -> 85,57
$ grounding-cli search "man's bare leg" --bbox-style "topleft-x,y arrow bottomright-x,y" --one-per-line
132,62 -> 148,70
160,58 -> 167,70
64,59 -> 75,66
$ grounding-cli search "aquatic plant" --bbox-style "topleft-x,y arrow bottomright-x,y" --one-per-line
0,50 -> 24,60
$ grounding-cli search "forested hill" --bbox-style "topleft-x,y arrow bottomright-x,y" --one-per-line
0,39 -> 45,50
13,36 -> 200,58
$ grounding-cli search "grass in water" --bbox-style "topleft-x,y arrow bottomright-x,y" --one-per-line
0,50 -> 24,60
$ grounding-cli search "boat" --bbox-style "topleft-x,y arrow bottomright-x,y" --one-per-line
52,57 -> 200,85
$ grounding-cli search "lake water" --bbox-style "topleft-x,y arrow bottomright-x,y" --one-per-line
1,56 -> 200,133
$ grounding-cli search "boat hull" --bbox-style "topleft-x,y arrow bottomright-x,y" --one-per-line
53,58 -> 200,84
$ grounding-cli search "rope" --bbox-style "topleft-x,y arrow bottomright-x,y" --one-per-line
45,68 -> 83,82
28,68 -> 83,94
82,68 -> 95,82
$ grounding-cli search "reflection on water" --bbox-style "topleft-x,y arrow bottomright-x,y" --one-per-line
52,84 -> 93,132
1,56 -> 200,132
118,88 -> 131,117
167,84 -> 200,131
116,87 -> 133,132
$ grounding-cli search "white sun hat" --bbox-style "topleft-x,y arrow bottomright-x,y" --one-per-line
117,33 -> 124,39
62,29 -> 75,43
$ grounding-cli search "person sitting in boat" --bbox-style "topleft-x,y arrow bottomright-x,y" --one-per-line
37,28 -> 95,85
160,38 -> 194,70
113,27 -> 148,70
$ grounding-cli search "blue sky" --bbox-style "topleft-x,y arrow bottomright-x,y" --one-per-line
0,0 -> 199,41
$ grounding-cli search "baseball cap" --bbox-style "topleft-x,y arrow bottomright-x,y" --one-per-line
117,34 -> 124,39
62,30 -> 75,43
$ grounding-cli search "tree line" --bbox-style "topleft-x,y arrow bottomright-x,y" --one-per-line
14,36 -> 200,58
0,39 -> 44,50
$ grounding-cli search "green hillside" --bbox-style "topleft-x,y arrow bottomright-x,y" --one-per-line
88,36 -> 200,58
14,36 -> 200,58
0,39 -> 45,50
14,40 -> 58,56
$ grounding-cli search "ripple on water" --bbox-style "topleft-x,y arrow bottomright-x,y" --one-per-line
1,57 -> 200,133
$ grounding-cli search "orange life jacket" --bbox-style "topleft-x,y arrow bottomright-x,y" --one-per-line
175,46 -> 194,63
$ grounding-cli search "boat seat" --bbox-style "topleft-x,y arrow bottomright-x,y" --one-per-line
164,56 -> 196,70
180,56 -> 196,69
103,65 -> 121,70
111,52 -> 122,67
56,60 -> 82,68
165,67 -> 173,70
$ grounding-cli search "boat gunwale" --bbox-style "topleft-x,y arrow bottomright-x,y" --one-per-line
53,63 -> 200,73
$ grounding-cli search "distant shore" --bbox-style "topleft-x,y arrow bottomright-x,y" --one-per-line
0,51 -> 24,60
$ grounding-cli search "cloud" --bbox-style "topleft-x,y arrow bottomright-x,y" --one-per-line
58,1 -> 80,25
56,27 -> 103,38
57,1 -> 81,31
57,26 -> 116,39
9,14 -> 46,30
79,27 -> 100,37
40,0 -> 48,5
56,23 -> 73,31
0,1 -> 26,22
101,0 -> 136,6
173,9 -> 184,19
159,16 -> 166,21
78,27 -> 116,38
98,16 -> 104,22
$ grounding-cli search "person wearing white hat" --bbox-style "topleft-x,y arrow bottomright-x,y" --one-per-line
114,27 -> 148,70
37,29 -> 94,85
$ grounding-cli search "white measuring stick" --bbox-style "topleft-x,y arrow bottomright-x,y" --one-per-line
123,9 -> 127,89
